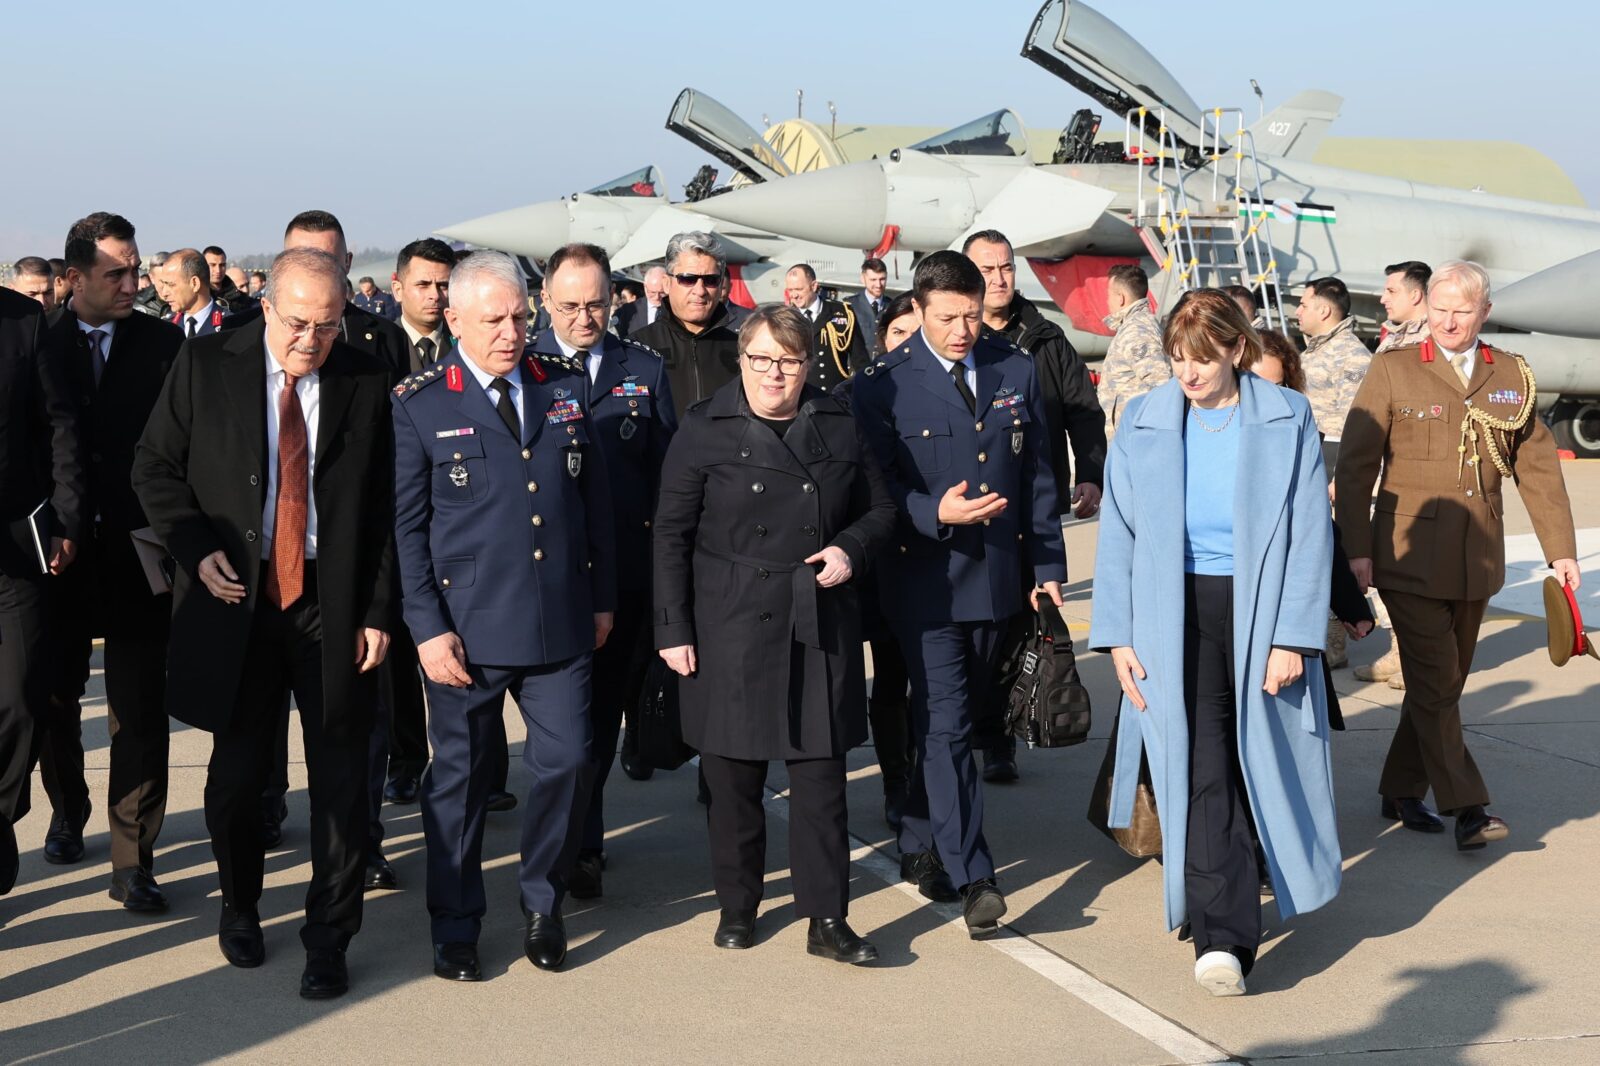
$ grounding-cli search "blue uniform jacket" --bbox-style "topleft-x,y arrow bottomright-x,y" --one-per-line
529,329 -> 677,596
392,345 -> 617,667
851,329 -> 1066,623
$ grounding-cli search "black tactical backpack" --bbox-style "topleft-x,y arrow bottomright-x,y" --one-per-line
1002,602 -> 1092,748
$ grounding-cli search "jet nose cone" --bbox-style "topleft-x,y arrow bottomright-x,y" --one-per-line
436,200 -> 574,258
1493,250 -> 1600,339
691,164 -> 889,248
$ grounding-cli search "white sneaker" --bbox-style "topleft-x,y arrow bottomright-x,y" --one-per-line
1194,950 -> 1246,997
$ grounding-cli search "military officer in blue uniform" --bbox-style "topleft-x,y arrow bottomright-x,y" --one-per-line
529,242 -> 676,898
392,252 -> 616,980
353,277 -> 399,321
850,251 -> 1066,939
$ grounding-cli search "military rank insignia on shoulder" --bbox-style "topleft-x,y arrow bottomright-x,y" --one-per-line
393,363 -> 447,398
620,337 -> 661,360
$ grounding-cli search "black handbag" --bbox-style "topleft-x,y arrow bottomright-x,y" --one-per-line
633,658 -> 694,771
1003,602 -> 1092,748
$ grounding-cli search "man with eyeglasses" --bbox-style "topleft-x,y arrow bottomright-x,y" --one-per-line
783,263 -> 869,394
41,213 -> 183,907
630,231 -> 742,415
530,242 -> 676,898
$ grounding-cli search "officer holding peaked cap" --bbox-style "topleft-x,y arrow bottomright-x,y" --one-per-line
1544,577 -> 1599,666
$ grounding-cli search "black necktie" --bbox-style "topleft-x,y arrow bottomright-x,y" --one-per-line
489,376 -> 520,439
414,337 -> 435,372
186,317 -> 197,337
873,299 -> 882,316
87,329 -> 107,386
949,361 -> 977,416
804,307 -> 814,321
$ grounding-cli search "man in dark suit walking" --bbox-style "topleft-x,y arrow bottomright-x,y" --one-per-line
0,287 -> 84,894
41,213 -> 183,907
133,247 -> 397,999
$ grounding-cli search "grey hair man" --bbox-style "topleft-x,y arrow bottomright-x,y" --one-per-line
630,231 -> 742,412
7,256 -> 56,312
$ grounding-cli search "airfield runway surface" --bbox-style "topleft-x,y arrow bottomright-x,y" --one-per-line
3,464 -> 1598,1065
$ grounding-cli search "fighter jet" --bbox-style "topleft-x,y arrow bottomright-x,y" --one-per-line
687,0 -> 1600,455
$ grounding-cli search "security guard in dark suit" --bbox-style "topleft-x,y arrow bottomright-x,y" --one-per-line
393,252 -> 615,980
851,252 -> 1065,939
528,242 -> 676,898
784,263 -> 868,393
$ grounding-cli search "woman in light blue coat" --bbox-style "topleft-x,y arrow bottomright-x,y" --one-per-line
1089,290 -> 1340,997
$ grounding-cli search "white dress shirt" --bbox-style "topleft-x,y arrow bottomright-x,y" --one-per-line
803,297 -> 823,321
925,329 -> 977,397
262,339 -> 320,560
461,351 -> 524,433
645,299 -> 661,326
75,316 -> 117,365
551,332 -> 601,383
183,299 -> 217,336
400,315 -> 448,358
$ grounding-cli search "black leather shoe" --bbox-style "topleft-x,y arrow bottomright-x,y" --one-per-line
433,941 -> 481,982
568,850 -> 603,900
524,912 -> 567,970
261,797 -> 288,848
363,852 -> 397,892
1382,796 -> 1445,834
1455,806 -> 1510,851
299,948 -> 348,999
713,908 -> 756,949
900,851 -> 960,903
383,775 -> 420,804
981,748 -> 1019,784
961,878 -> 1007,939
619,724 -> 653,781
0,816 -> 18,896
218,906 -> 265,968
43,799 -> 91,865
806,918 -> 878,964
486,790 -> 518,813
109,867 -> 168,913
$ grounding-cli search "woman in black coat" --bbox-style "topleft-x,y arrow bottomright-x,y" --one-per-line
654,304 -> 896,963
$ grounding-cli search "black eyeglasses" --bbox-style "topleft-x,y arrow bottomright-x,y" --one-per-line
672,272 -> 723,289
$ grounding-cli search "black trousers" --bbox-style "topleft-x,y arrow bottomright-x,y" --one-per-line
867,634 -> 913,794
581,598 -> 649,853
207,566 -> 368,950
1183,573 -> 1259,974
47,528 -> 171,871
700,753 -> 848,919
383,633 -> 428,781
0,571 -> 48,826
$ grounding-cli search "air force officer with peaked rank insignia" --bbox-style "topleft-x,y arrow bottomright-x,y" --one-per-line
392,252 -> 617,980
850,251 -> 1066,940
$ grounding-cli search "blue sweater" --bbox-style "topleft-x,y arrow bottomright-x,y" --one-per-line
1183,404 -> 1239,575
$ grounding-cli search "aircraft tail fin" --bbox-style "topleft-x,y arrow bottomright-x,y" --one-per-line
1247,90 -> 1343,161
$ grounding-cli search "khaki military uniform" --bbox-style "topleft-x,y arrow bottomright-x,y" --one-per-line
1335,341 -> 1577,812
1096,301 -> 1170,428
1374,316 -> 1429,355
1303,317 -> 1371,439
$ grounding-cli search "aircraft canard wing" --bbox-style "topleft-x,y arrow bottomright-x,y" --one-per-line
1249,91 -> 1343,161
951,168 -> 1115,255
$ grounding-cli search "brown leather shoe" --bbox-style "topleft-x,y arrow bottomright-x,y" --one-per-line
1455,807 -> 1510,851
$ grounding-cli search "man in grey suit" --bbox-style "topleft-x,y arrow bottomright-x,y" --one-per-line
848,257 -> 891,355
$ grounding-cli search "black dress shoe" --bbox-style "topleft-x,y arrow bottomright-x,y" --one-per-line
218,906 -> 265,968
900,851 -> 960,903
109,867 -> 168,913
486,790 -> 518,813
0,816 -> 17,896
806,918 -> 878,964
619,724 -> 653,781
1455,806 -> 1510,851
1382,796 -> 1445,834
299,948 -> 349,999
713,908 -> 757,949
961,878 -> 1007,939
981,748 -> 1019,784
433,941 -> 481,982
567,850 -> 603,900
261,797 -> 288,848
524,912 -> 567,970
383,775 -> 420,804
363,852 -> 397,892
42,799 -> 91,865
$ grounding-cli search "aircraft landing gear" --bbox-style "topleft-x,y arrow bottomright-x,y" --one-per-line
1551,398 -> 1600,459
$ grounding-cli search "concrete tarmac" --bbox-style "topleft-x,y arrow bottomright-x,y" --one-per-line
3,464 -> 1597,1065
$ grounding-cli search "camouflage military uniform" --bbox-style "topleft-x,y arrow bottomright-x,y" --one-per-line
1301,316 -> 1372,439
1374,316 -> 1429,355
1096,301 -> 1170,428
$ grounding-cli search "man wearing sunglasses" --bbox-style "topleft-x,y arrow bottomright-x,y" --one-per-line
630,231 -> 742,416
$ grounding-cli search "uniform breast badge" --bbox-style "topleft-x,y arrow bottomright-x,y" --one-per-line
449,464 -> 470,488
566,448 -> 583,478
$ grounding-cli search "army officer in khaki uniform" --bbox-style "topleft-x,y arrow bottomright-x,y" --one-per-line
1335,260 -> 1581,851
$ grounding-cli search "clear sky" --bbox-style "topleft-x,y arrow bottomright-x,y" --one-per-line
4,0 -> 1594,262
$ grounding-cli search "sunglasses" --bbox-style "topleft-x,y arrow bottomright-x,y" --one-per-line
672,272 -> 723,289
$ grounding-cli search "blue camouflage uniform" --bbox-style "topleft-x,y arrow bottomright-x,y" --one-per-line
851,329 -> 1066,888
392,342 -> 616,943
527,328 -> 676,859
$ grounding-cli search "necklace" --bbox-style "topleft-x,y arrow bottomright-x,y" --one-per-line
1188,399 -> 1239,433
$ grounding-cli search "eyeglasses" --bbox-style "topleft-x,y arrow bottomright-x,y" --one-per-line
551,300 -> 609,319
672,272 -> 723,289
745,354 -> 807,375
267,303 -> 341,339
